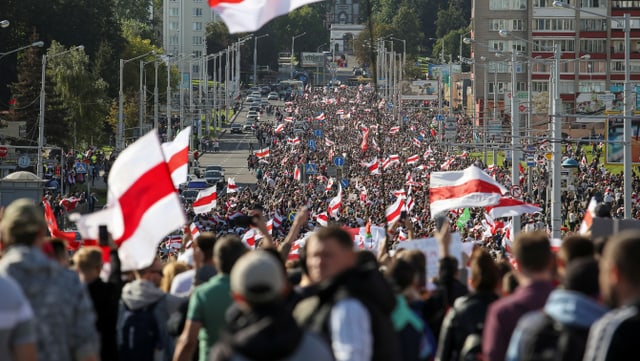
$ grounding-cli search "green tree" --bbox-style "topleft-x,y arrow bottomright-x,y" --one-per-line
435,3 -> 468,38
373,0 -> 400,24
391,5 -> 424,58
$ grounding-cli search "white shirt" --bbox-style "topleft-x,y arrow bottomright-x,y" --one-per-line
330,298 -> 373,361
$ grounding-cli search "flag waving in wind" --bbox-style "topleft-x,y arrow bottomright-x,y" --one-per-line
193,186 -> 218,214
161,126 -> 191,189
209,0 -> 323,34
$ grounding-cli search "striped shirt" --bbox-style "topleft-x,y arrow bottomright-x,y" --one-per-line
583,302 -> 640,361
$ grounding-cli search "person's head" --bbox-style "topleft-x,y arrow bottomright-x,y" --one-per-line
563,258 -> 599,299
385,257 -> 416,294
305,226 -> 356,283
557,235 -> 594,279
193,232 -> 216,265
213,234 -> 247,275
48,238 -> 69,266
502,271 -> 519,296
72,246 -> 103,283
0,198 -> 47,248
469,248 -> 500,293
514,231 -> 553,280
136,257 -> 165,288
599,230 -> 640,308
230,251 -> 287,311
160,261 -> 189,293
396,249 -> 429,288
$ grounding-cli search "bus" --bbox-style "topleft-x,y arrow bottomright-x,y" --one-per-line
278,80 -> 305,98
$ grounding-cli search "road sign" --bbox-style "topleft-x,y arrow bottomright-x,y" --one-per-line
313,129 -> 323,137
526,155 -> 535,167
511,185 -> 523,198
436,114 -> 445,121
519,104 -> 526,112
544,152 -> 553,160
333,156 -> 345,167
0,147 -> 7,158
308,139 -> 316,151
305,163 -> 318,174
17,155 -> 30,168
289,212 -> 296,222
75,162 -> 88,174
341,179 -> 349,188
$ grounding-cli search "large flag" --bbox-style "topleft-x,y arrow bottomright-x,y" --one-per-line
363,157 -> 380,175
316,212 -> 329,227
386,196 -> 405,225
579,197 -> 598,234
430,165 -> 508,217
485,197 -> 542,218
328,184 -> 342,219
255,147 -> 270,158
193,186 -> 218,214
74,130 -> 186,271
209,0 -> 323,33
227,177 -> 238,193
161,126 -> 191,189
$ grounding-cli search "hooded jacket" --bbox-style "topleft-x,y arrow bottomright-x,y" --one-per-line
506,289 -> 608,361
210,303 -> 334,361
0,245 -> 99,361
118,279 -> 185,361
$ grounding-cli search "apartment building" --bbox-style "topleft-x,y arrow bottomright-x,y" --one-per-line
471,0 -> 640,129
162,0 -> 221,79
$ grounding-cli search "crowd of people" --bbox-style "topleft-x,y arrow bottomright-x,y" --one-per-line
1,83 -> 640,361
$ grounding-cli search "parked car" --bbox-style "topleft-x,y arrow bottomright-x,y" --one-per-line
267,92 -> 279,100
205,165 -> 225,177
204,170 -> 223,186
231,124 -> 242,134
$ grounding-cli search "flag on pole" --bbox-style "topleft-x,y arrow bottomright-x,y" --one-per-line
161,126 -> 191,189
485,197 -> 542,218
316,212 -> 329,226
209,0 -> 323,33
389,126 -> 400,134
193,186 -> 218,214
430,165 -> 508,217
227,177 -> 238,193
294,165 -> 301,181
386,196 -> 405,225
255,147 -> 270,158
363,157 -> 380,175
406,154 -> 420,165
328,185 -> 342,219
579,197 -> 598,234
315,112 -> 326,121
190,223 -> 201,239
274,123 -> 285,133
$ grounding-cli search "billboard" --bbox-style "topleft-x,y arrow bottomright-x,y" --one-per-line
605,117 -> 640,164
400,80 -> 438,100
300,52 -> 326,68
575,92 -> 612,123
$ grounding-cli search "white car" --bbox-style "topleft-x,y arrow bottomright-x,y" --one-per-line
246,111 -> 260,119
267,92 -> 279,100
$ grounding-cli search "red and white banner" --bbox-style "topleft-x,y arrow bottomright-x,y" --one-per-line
255,147 -> 270,158
325,138 -> 335,147
294,165 -> 301,181
363,157 -> 380,175
284,116 -> 294,122
328,185 -> 342,219
389,126 -> 400,134
161,126 -> 191,189
325,177 -> 334,191
74,130 -> 186,271
193,186 -> 218,214
386,196 -> 406,225
274,123 -> 285,133
209,0 -> 323,34
412,138 -> 422,147
190,223 -> 201,239
316,212 -> 329,227
287,137 -> 300,145
315,112 -> 326,121
579,197 -> 598,234
227,177 -> 238,193
485,197 -> 542,218
406,154 -> 419,165
430,165 -> 507,217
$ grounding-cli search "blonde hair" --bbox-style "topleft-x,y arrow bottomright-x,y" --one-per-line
72,247 -> 103,273
160,261 -> 189,292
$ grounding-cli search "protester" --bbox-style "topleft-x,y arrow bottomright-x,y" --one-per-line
482,231 -> 555,361
173,235 -> 247,361
0,274 -> 37,361
162,261 -> 190,293
171,233 -> 218,296
294,226 -> 399,361
118,257 -> 184,361
506,258 -> 606,361
583,230 -> 640,361
209,250 -> 334,361
0,198 -> 100,361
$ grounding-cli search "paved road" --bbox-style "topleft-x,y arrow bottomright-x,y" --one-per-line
197,99 -> 281,187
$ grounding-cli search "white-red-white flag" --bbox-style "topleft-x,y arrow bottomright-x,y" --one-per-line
287,137 -> 300,145
255,147 -> 270,158
325,138 -> 335,147
193,186 -> 218,214
579,197 -> 598,234
485,197 -> 542,218
273,212 -> 283,228
363,157 -> 380,175
209,0 -> 323,33
328,185 -> 342,219
74,130 -> 186,271
316,212 -> 329,226
284,116 -> 294,122
389,126 -> 400,134
227,177 -> 238,193
430,165 -> 508,217
412,138 -> 422,147
386,196 -> 406,225
161,126 -> 191,189
274,123 -> 285,133
325,177 -> 334,191
190,223 -> 201,239
315,112 -> 326,121
294,165 -> 301,181
406,154 -> 419,165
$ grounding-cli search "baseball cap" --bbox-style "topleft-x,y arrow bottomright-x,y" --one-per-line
230,251 -> 285,304
1,198 -> 46,241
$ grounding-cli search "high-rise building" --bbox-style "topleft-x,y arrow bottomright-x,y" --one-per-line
162,0 -> 221,78
470,0 -> 640,130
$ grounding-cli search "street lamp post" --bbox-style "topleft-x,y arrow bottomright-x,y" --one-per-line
154,59 -> 159,130
118,50 -> 155,150
552,44 -> 562,239
0,20 -> 9,28
509,50 -> 521,235
291,32 -> 306,79
38,44 -> 83,178
554,0 -> 632,219
253,34 -> 269,86
0,41 -> 44,60
317,43 -> 328,85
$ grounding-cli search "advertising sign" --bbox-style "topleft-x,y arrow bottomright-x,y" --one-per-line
400,80 -> 439,100
300,52 -> 326,68
605,117 -> 640,164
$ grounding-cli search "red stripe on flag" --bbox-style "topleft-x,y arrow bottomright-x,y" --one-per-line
117,163 -> 175,243
209,0 -> 243,6
430,179 -> 505,203
167,146 -> 188,173
193,192 -> 217,208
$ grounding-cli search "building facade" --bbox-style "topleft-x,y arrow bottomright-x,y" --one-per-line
471,0 -> 640,131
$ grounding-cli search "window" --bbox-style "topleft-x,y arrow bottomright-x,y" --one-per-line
490,0 -> 527,10
169,35 -> 179,46
488,82 -> 509,94
532,62 -> 551,73
559,81 -> 574,94
193,8 -> 203,16
532,81 -> 549,92
193,50 -> 202,58
580,39 -> 606,53
489,19 -> 526,31
169,21 -> 179,31
488,40 -> 527,53
488,62 -> 510,73
169,7 -> 179,16
578,81 -> 606,92
517,81 -> 527,91
193,36 -> 203,45
610,60 -> 640,72
581,0 -> 607,6
193,22 -> 202,31
579,60 -> 607,73
192,64 -> 200,73
533,18 -> 575,31
533,39 -> 575,52
580,18 -> 607,31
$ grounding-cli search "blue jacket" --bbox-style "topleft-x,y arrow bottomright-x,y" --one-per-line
506,289 -> 608,361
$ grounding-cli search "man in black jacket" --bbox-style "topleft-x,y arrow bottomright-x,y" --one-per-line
583,230 -> 640,361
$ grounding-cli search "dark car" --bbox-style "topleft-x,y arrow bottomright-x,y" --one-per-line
204,170 -> 223,186
231,124 -> 242,134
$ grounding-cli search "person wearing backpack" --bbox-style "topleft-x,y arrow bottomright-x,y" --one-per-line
436,248 -> 500,361
506,258 -> 607,361
118,257 -> 185,361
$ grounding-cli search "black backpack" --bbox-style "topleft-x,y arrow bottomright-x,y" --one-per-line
118,300 -> 162,361
520,313 -> 590,361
